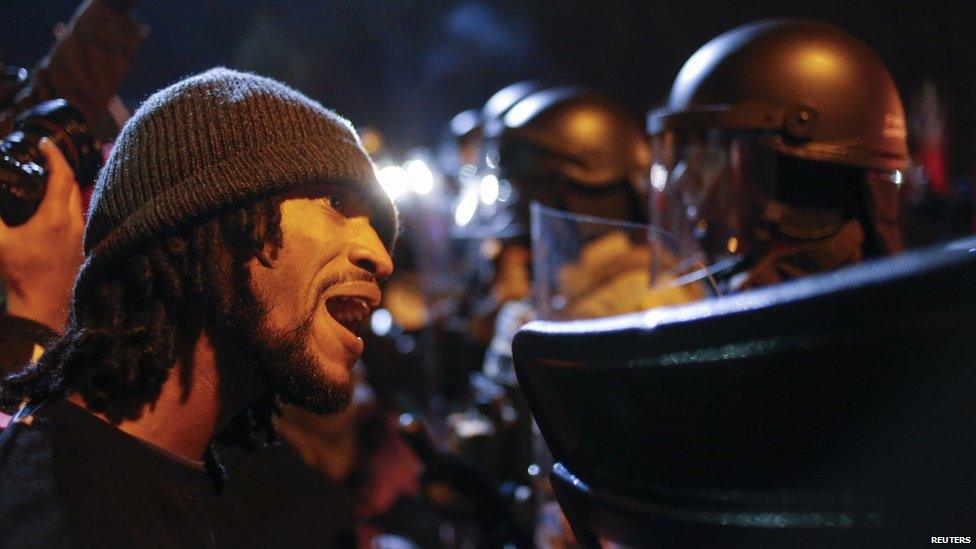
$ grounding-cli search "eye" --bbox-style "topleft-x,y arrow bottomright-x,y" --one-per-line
329,194 -> 343,211
325,190 -> 354,213
322,189 -> 369,218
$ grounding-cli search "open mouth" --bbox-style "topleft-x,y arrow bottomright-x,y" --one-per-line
325,296 -> 373,335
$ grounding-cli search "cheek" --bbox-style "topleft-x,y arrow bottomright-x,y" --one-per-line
249,252 -> 310,331
257,200 -> 345,328
254,236 -> 343,331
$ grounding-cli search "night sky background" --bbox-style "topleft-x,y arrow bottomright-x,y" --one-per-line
3,0 -> 974,174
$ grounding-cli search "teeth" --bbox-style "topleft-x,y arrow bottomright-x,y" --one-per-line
325,296 -> 373,331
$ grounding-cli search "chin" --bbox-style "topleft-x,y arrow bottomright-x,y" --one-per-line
281,375 -> 353,415
262,354 -> 355,415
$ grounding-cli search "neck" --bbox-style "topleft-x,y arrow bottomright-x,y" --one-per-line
276,407 -> 359,482
68,332 -> 260,462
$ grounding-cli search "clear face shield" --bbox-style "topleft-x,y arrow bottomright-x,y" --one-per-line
650,128 -> 779,283
650,124 -> 908,290
526,202 -> 716,545
648,98 -> 911,289
443,144 -> 531,329
452,135 -> 648,243
530,202 -> 717,321
451,144 -> 521,241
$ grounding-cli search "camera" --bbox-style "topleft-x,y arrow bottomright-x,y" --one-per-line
0,99 -> 100,226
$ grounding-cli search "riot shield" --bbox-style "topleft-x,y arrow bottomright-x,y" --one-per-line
514,242 -> 976,546
530,202 -> 717,321
526,202 -> 717,546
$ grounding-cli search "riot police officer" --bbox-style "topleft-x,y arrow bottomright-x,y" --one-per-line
471,86 -> 651,307
451,86 -> 651,546
649,18 -> 908,291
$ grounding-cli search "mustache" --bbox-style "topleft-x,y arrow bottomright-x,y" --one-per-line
316,270 -> 379,300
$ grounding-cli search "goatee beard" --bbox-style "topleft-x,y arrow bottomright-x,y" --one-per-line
218,284 -> 352,415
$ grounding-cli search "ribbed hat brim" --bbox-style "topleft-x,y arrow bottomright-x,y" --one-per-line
85,135 -> 396,261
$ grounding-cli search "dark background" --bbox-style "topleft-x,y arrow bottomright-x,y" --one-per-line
2,0 -> 974,174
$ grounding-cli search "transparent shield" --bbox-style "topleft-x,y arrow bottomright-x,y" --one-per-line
530,202 -> 718,322
450,153 -> 522,241
527,202 -> 718,543
650,129 -> 781,281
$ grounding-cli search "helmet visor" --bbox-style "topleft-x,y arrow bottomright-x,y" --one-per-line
651,128 -> 785,277
451,146 -> 521,240
531,202 -> 717,321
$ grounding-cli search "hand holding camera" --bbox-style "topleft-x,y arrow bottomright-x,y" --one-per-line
0,137 -> 85,332
1,100 -> 100,226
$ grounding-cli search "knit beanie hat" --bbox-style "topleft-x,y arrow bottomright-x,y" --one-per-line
83,67 -> 397,263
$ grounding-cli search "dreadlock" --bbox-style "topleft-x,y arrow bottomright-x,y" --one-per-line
1,195 -> 286,491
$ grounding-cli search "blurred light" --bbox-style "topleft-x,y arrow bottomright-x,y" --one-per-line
500,403 -> 518,423
450,109 -> 481,137
568,111 -> 604,139
485,148 -> 500,169
377,166 -> 409,200
892,170 -> 903,186
527,464 -> 541,477
395,334 -> 416,354
352,382 -> 374,406
505,92 -> 548,128
497,179 -> 513,202
480,174 -> 500,205
398,412 -> 414,428
727,236 -> 739,253
453,416 -> 494,438
459,163 -> 478,182
360,127 -> 383,156
370,308 -> 393,337
799,49 -> 836,75
651,164 -> 668,191
514,485 -> 532,502
480,238 -> 502,260
455,190 -> 479,226
405,159 -> 434,195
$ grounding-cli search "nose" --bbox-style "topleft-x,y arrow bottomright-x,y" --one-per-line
348,217 -> 394,282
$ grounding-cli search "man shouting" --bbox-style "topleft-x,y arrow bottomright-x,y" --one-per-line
0,68 -> 396,547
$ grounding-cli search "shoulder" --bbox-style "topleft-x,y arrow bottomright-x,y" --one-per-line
0,400 -> 216,548
0,406 -> 70,547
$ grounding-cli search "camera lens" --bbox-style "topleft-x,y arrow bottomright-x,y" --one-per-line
0,99 -> 100,226
0,153 -> 46,225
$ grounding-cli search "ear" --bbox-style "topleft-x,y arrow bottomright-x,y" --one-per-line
251,249 -> 274,269
252,206 -> 283,267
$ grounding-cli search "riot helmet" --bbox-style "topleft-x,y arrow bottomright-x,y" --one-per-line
481,80 -> 547,137
649,19 -> 908,290
452,81 -> 546,238
449,108 -> 483,168
465,87 -> 649,239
